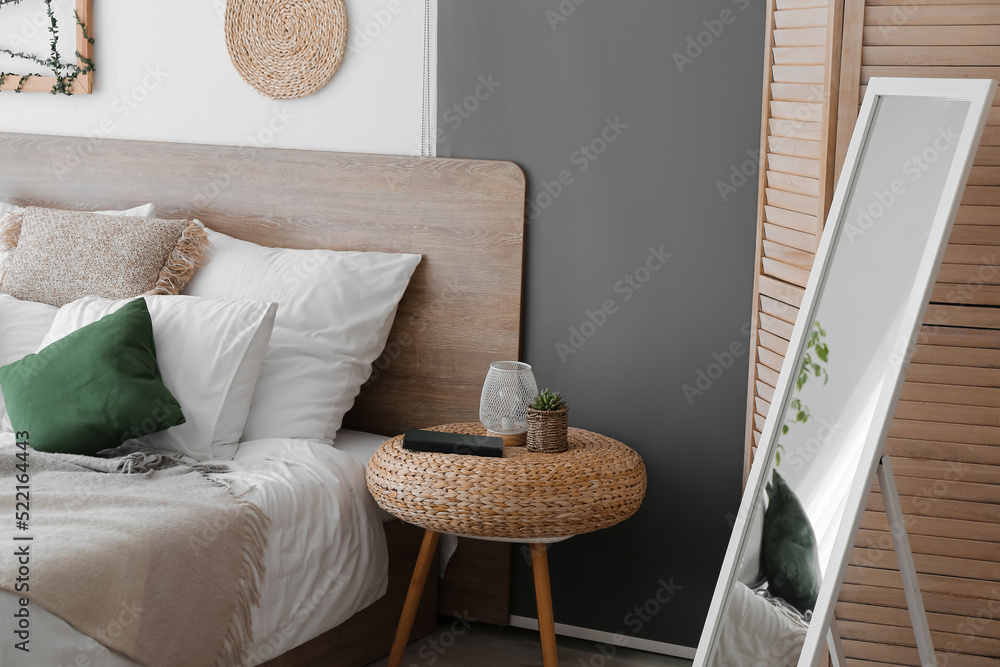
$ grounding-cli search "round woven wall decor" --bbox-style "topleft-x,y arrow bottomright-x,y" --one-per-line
225,0 -> 348,100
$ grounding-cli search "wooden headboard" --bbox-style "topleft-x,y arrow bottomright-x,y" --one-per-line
0,132 -> 526,436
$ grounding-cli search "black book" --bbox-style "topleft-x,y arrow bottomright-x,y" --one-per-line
402,429 -> 504,458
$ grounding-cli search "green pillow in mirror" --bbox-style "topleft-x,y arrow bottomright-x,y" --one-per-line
761,469 -> 822,615
0,298 -> 185,456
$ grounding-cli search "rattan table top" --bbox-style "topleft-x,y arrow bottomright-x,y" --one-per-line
366,423 -> 647,541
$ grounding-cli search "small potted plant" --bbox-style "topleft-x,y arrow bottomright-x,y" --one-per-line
526,389 -> 569,453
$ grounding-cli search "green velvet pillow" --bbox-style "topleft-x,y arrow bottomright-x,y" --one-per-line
0,298 -> 185,455
761,469 -> 822,614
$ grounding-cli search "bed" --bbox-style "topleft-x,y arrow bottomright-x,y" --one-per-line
0,132 -> 526,666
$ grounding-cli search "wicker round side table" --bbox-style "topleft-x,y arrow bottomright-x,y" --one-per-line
367,423 -> 647,667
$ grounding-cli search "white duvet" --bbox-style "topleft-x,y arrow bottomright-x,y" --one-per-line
0,435 -> 389,667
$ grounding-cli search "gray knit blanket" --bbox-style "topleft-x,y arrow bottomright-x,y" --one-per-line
0,435 -> 269,667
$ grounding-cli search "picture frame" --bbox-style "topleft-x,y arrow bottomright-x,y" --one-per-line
0,0 -> 93,94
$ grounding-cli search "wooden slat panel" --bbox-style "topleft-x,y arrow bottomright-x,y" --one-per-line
768,135 -> 824,159
840,620 -> 1000,664
759,328 -> 791,356
889,419 -> 1000,447
756,379 -> 776,403
942,243 -> 1000,265
854,527 -> 1000,563
772,64 -> 827,83
948,224 -> 1000,245
861,66 -> 1000,84
840,616 -> 1000,657
838,600 -> 1000,641
765,186 -> 820,215
863,25 -> 1000,47
759,273 -> 807,307
755,395 -> 771,417
760,293 -> 800,323
963,185 -> 1000,206
936,263 -> 1000,286
866,0 -> 1000,5
885,437 -> 1000,467
757,362 -> 781,388
979,126 -> 1000,147
775,0 -> 828,10
955,204 -> 1000,225
773,46 -> 828,65
774,7 -> 829,28
895,400 -> 1000,427
764,221 -> 820,252
931,282 -> 1000,306
899,382 -> 1000,408
767,153 -> 822,178
905,363 -> 1000,388
864,4 -> 1000,26
770,82 -> 827,102
842,578 -> 1000,619
760,311 -> 796,340
762,255 -> 812,286
924,304 -> 1000,328
966,167 -> 1000,187
887,476 -> 1000,505
911,344 -> 1000,368
861,507 -> 1000,542
862,45 -> 1000,66
757,345 -> 786,373
764,203 -> 822,235
973,145 -> 1000,166
762,238 -> 816,270
769,118 -> 825,141
766,169 -> 821,195
888,457 -> 1000,485
761,257 -> 809,287
774,27 -> 829,46
844,567 -> 999,601
917,325 -> 1000,349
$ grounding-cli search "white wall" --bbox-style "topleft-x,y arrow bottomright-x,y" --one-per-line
0,0 -> 431,156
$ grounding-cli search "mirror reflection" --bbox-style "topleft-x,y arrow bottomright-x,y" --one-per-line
707,95 -> 973,666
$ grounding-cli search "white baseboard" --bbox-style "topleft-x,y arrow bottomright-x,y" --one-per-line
508,615 -> 697,660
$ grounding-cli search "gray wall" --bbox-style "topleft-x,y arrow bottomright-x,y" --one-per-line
437,0 -> 765,650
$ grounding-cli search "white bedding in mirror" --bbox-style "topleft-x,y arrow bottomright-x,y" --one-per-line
0,434 -> 389,667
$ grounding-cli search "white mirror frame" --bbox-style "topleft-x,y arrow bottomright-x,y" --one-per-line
694,77 -> 997,667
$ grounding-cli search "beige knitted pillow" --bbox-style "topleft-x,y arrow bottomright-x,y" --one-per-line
0,207 -> 210,307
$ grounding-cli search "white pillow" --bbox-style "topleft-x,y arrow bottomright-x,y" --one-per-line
0,295 -> 58,426
0,202 -> 156,266
37,295 -> 277,460
183,229 -> 422,441
709,582 -> 807,667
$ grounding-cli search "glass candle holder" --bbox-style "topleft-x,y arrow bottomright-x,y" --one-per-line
479,361 -> 538,447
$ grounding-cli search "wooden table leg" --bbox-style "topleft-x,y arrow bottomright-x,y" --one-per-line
531,543 -> 559,667
388,529 -> 440,667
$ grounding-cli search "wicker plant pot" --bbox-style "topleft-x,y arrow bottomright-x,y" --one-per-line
526,406 -> 569,453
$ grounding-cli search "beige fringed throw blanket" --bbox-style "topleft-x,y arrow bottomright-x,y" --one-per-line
0,439 -> 269,667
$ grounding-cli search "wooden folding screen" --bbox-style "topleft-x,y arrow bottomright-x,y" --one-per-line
746,1 -> 1000,664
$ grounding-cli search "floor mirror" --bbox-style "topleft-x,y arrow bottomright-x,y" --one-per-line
694,78 -> 997,667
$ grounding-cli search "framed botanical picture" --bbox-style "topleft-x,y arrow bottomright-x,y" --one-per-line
0,0 -> 93,94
